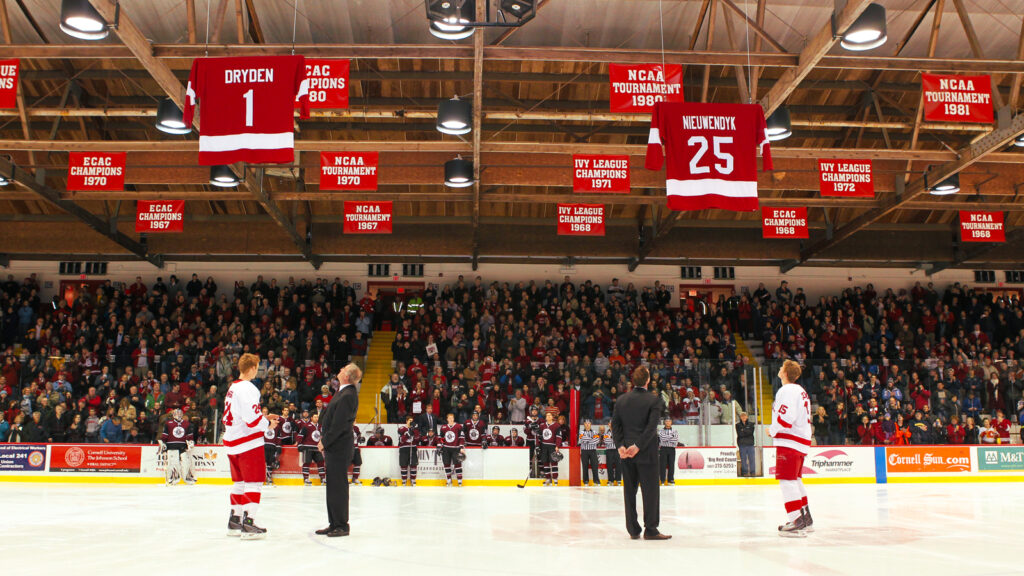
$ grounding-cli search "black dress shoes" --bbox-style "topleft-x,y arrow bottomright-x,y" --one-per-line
326,527 -> 350,537
643,532 -> 672,540
315,526 -> 333,535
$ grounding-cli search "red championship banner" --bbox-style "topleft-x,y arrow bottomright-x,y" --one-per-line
67,152 -> 126,191
960,211 -> 1005,243
557,203 -> 605,236
49,445 -> 142,473
572,155 -> 630,193
818,159 -> 874,197
136,200 -> 184,233
320,152 -> 378,190
761,207 -> 809,239
0,59 -> 19,108
344,201 -> 392,234
608,63 -> 683,113
301,59 -> 349,108
922,73 -> 994,123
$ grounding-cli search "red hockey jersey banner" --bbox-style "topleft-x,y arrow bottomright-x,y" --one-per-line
762,207 -> 808,239
572,155 -> 630,193
959,211 -> 1004,242
184,55 -> 310,165
66,152 -> 126,191
320,152 -> 378,190
646,102 -> 772,212
302,59 -> 349,109
135,201 -> 184,233
557,204 -> 605,236
921,74 -> 994,124
819,159 -> 874,197
609,63 -> 683,113
344,201 -> 392,234
0,59 -> 19,108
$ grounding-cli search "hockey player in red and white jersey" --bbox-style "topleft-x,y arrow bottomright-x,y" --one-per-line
463,411 -> 487,447
159,408 -> 195,485
223,353 -> 278,539
397,415 -> 420,486
769,359 -> 814,537
537,412 -> 564,486
439,413 -> 466,487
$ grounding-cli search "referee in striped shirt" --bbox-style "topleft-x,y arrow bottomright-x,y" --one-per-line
658,418 -> 680,486
579,420 -> 600,486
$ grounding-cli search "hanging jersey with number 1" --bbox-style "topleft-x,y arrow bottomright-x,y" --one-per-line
184,56 -> 310,165
645,102 -> 772,212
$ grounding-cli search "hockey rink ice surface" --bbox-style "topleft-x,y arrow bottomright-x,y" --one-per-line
0,482 -> 1017,576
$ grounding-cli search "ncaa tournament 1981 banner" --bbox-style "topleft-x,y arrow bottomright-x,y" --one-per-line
135,200 -> 184,233
557,203 -> 605,236
572,155 -> 630,193
921,73 -> 994,124
344,201 -> 392,234
608,63 -> 683,113
300,59 -> 349,108
959,211 -> 1004,242
0,59 -> 19,109
761,207 -> 808,239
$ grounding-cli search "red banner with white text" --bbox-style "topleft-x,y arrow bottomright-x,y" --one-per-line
67,152 -> 126,191
572,155 -> 630,193
959,211 -> 1004,242
608,63 -> 683,113
557,204 -> 605,236
344,201 -> 392,234
761,207 -> 809,239
136,200 -> 184,233
300,59 -> 349,109
0,59 -> 19,109
922,73 -> 994,124
320,152 -> 378,190
818,159 -> 874,197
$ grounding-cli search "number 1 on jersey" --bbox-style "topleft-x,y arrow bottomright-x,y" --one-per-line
243,89 -> 254,127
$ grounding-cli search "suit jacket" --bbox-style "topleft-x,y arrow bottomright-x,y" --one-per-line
612,388 -> 664,463
320,384 -> 358,452
417,412 -> 438,434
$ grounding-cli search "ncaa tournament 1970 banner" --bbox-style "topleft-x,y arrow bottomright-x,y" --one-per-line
320,152 -> 378,190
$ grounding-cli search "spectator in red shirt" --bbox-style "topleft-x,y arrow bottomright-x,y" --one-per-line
946,416 -> 966,444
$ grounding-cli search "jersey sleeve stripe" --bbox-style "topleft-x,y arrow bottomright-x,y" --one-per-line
774,432 -> 811,446
775,414 -> 793,429
224,430 -> 264,446
246,414 -> 265,428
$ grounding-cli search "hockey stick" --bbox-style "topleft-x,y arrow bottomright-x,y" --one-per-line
517,445 -> 535,489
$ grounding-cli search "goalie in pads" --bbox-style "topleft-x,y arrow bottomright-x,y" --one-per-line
769,360 -> 814,537
159,408 -> 195,485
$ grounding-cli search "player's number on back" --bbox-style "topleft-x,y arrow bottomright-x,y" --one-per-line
223,400 -> 233,426
687,136 -> 734,175
243,89 -> 254,127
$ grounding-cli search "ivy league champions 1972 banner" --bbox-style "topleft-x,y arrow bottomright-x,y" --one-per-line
0,59 -> 19,108
819,159 -> 873,197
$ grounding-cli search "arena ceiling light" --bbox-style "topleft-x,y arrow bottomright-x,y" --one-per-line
59,0 -> 112,40
500,0 -> 535,21
436,96 -> 472,135
928,173 -> 960,196
427,0 -> 475,40
155,98 -> 191,135
766,107 -> 792,141
839,3 -> 887,51
1014,133 -> 1024,147
0,174 -> 9,186
444,156 -> 475,187
210,165 -> 241,188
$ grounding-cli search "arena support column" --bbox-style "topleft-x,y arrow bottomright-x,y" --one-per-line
569,388 -> 581,486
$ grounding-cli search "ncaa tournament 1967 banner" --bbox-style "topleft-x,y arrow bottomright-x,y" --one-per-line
300,59 -> 349,108
0,59 -> 19,109
572,155 -> 630,193
136,200 -> 184,233
557,203 -> 605,236
959,211 -> 1004,242
608,63 -> 683,113
921,73 -> 994,124
761,207 -> 808,239
344,201 -> 392,234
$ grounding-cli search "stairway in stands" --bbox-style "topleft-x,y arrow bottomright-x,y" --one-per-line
736,335 -> 772,424
356,331 -> 396,424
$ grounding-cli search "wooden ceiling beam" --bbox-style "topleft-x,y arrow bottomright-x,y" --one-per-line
245,168 -> 318,266
718,0 -> 786,53
760,0 -> 872,116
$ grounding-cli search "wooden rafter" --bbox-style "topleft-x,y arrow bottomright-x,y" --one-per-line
952,0 -> 1004,109
244,0 -> 264,44
186,0 -> 197,43
491,0 -> 548,46
701,0 -> 718,103
471,0 -> 485,270
722,5 -> 750,103
760,0 -> 872,116
1009,16 -> 1024,110
0,0 -> 34,168
718,0 -> 785,53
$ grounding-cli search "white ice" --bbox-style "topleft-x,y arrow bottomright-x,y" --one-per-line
0,482 -> 1017,576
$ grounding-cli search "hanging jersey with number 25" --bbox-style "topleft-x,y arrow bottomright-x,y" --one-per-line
184,56 -> 310,165
645,102 -> 772,212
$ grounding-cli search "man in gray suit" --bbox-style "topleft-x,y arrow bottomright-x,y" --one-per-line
316,364 -> 361,537
612,366 -> 671,541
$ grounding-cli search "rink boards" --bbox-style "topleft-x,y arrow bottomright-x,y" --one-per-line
2,442 -> 1024,485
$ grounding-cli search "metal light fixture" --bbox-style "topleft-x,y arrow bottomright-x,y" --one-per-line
210,165 -> 241,188
436,96 -> 472,135
928,173 -> 960,196
500,0 -> 535,20
155,98 -> 191,135
1014,134 -> 1024,147
444,156 -> 474,187
60,0 -> 110,40
427,0 -> 475,40
0,174 -> 9,186
840,3 -> 887,51
766,107 -> 792,141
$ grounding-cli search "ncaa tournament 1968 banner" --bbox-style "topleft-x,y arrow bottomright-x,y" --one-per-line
608,63 -> 683,113
959,211 -> 1004,242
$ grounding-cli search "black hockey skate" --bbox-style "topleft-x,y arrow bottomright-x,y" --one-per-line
240,512 -> 267,540
227,514 -> 242,537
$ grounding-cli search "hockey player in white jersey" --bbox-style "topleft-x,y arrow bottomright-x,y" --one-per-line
768,359 -> 814,537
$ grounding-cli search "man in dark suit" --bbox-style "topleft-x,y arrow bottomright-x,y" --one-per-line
417,404 -> 438,434
316,364 -> 361,537
612,366 -> 671,541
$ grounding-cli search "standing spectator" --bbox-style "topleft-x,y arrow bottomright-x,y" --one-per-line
658,418 -> 679,486
992,410 -> 1011,443
964,416 -> 980,444
578,420 -> 600,487
100,415 -> 124,443
0,412 -> 8,442
7,413 -> 24,442
946,416 -> 965,444
813,406 -> 830,446
963,391 -> 982,423
508,389 -> 527,424
736,412 -> 756,477
979,417 -> 999,444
